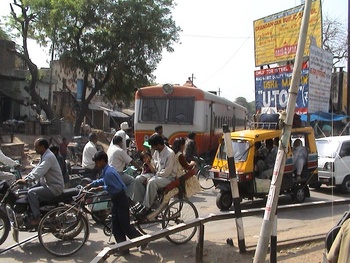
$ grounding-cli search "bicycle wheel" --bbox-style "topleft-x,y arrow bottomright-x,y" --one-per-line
162,199 -> 198,244
103,222 -> 112,237
38,206 -> 89,257
136,214 -> 163,235
197,169 -> 214,190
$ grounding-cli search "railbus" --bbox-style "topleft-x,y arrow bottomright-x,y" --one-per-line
133,80 -> 247,156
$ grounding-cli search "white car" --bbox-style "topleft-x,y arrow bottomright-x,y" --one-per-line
316,135 -> 350,193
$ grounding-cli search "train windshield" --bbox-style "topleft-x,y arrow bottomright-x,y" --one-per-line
140,97 -> 194,124
217,139 -> 250,161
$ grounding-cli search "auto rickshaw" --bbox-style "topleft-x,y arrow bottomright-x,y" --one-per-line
210,117 -> 319,210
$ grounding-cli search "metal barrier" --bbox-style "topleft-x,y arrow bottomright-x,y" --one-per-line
90,198 -> 350,263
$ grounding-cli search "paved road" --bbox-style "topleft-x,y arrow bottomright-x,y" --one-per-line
0,185 -> 349,262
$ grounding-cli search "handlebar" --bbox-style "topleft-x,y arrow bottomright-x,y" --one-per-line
73,185 -> 106,202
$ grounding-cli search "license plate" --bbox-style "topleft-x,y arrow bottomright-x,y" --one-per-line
218,172 -> 229,179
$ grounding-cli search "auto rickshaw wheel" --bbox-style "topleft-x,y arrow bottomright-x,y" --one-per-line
291,185 -> 306,203
216,191 -> 232,211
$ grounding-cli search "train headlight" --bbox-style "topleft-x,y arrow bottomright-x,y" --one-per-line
162,84 -> 174,95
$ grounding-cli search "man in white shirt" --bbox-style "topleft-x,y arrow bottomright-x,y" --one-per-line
82,133 -> 99,178
0,149 -> 20,184
109,122 -> 129,151
107,135 -> 140,198
17,138 -> 64,226
136,134 -> 177,212
292,138 -> 308,179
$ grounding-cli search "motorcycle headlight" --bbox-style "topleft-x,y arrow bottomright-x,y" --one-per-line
324,162 -> 334,172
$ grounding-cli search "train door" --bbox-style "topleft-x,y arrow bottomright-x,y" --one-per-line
209,102 -> 214,152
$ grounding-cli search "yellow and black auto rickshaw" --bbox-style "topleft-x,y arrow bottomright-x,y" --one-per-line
210,120 -> 318,210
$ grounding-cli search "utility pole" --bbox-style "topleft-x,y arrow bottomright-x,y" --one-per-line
190,73 -> 195,86
253,0 -> 312,262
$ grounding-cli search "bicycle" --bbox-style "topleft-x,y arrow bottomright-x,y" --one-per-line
39,169 -> 200,255
37,186 -> 112,256
194,156 -> 214,190
131,168 -> 199,245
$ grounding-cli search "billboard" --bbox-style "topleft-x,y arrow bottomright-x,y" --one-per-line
255,63 -> 309,114
253,0 -> 322,66
308,44 -> 333,114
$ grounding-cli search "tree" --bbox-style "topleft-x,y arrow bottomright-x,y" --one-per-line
323,15 -> 348,66
0,25 -> 11,40
235,97 -> 255,116
5,1 -> 54,119
30,0 -> 181,135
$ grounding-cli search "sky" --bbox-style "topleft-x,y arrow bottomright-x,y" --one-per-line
0,0 -> 347,102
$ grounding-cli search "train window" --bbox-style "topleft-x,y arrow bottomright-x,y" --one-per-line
168,98 -> 194,124
140,98 -> 166,122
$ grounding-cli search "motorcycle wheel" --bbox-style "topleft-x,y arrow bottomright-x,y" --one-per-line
0,209 -> 10,246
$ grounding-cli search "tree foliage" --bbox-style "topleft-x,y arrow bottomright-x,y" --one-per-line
0,24 -> 11,40
235,96 -> 255,116
30,0 -> 181,134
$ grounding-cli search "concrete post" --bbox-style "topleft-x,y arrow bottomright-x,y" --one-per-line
253,0 -> 312,261
223,124 -> 246,253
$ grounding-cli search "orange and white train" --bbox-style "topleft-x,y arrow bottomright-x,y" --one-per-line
133,80 -> 247,156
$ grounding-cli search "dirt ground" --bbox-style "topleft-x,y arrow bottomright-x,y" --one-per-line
194,240 -> 326,263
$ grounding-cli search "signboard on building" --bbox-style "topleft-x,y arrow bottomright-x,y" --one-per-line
253,0 -> 322,66
255,63 -> 309,114
308,44 -> 333,114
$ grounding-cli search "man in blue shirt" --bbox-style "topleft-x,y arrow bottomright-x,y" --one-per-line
86,151 -> 146,254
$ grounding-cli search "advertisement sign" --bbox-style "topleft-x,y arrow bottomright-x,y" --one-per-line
255,63 -> 309,114
253,0 -> 322,66
308,44 -> 333,114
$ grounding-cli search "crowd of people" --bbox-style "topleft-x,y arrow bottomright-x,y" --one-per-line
82,124 -> 199,253
1,123 -> 199,253
1,120 -> 348,260
254,137 -> 308,180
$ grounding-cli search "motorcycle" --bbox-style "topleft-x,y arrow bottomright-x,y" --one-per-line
0,180 -> 79,245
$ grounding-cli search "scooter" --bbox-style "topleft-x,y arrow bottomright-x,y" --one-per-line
325,210 -> 350,255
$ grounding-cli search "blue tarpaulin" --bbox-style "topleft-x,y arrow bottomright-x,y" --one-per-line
300,111 -> 349,122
